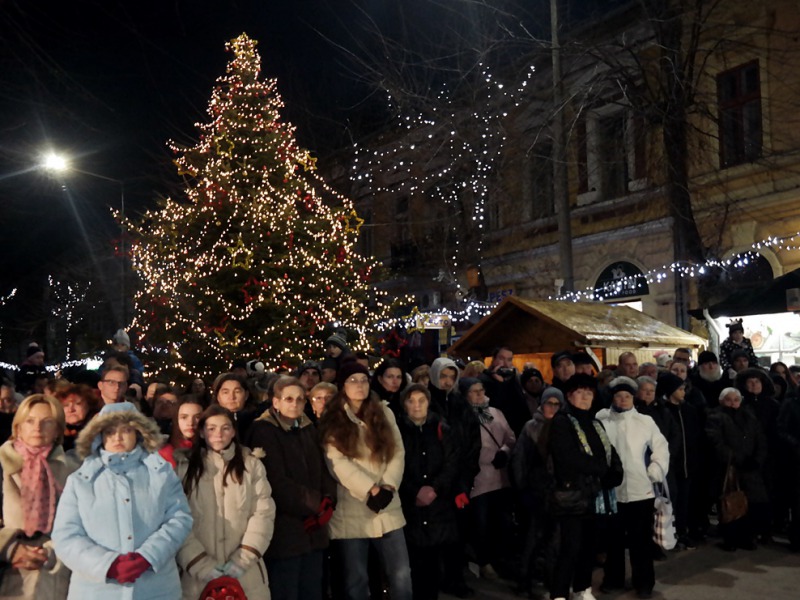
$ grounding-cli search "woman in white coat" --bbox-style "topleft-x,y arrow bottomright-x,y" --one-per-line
318,358 -> 412,600
176,404 -> 276,600
596,377 -> 670,600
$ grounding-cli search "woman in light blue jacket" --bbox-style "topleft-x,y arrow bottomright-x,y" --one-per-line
52,402 -> 193,600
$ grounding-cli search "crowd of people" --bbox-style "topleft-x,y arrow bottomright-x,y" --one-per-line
0,321 -> 799,600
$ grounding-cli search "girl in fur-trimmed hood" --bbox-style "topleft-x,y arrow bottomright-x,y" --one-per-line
52,402 -> 192,600
73,400 -> 163,458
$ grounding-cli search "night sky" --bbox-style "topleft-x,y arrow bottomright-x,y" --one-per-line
0,0 -> 616,349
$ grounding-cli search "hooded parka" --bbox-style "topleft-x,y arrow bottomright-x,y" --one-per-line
52,403 -> 192,600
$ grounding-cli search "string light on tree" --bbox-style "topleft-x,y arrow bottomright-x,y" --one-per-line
127,34 -> 402,378
48,276 -> 91,359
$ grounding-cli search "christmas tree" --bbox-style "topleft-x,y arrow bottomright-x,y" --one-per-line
128,34 -> 396,378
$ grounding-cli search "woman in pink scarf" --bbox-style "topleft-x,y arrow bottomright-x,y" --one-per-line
0,394 -> 79,599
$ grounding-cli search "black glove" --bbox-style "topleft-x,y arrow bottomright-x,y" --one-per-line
491,450 -> 509,469
366,488 -> 394,513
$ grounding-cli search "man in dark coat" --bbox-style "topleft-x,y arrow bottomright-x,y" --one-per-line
480,346 -> 529,436
691,351 -> 733,410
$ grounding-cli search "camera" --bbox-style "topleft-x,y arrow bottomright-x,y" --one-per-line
496,367 -> 515,379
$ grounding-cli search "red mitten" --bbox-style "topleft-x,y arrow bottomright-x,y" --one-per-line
107,555 -> 125,582
455,492 -> 470,509
317,496 -> 335,527
109,553 -> 151,583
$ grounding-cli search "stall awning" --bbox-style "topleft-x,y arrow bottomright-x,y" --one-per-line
448,296 -> 706,358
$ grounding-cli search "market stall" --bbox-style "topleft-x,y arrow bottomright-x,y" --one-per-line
448,296 -> 706,380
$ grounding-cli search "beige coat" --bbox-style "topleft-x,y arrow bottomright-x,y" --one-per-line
0,441 -> 79,600
324,402 -> 406,539
176,446 -> 275,600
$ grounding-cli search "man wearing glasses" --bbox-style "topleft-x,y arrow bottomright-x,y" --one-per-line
97,365 -> 129,404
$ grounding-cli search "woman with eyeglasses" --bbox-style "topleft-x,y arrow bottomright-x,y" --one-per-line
248,376 -> 336,600
318,358 -> 411,600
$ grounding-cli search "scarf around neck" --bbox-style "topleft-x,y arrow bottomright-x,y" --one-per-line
471,399 -> 494,424
13,438 -> 59,537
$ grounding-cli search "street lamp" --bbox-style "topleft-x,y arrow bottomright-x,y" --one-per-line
41,152 -> 128,327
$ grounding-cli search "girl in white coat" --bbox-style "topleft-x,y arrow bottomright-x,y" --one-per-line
596,377 -> 669,599
176,405 -> 276,600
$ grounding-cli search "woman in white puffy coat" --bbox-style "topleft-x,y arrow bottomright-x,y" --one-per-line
176,405 -> 276,600
596,377 -> 669,600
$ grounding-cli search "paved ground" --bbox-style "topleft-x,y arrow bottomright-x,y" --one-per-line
442,537 -> 800,600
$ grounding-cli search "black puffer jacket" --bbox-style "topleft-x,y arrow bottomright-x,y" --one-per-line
248,410 -> 336,559
398,413 -> 459,547
706,405 -> 768,504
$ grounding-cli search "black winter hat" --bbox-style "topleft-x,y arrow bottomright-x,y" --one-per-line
336,357 -> 370,389
458,377 -> 481,397
656,373 -> 685,399
326,331 -> 349,351
697,351 -> 718,366
520,368 -> 544,388
551,350 -> 574,368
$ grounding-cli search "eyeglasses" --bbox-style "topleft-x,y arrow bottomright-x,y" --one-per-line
279,396 -> 305,403
543,400 -> 561,407
311,395 -> 332,403
345,377 -> 369,385
101,380 -> 127,388
468,387 -> 485,394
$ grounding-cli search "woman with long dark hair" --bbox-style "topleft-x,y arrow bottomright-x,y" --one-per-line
371,358 -> 408,417
176,404 -> 276,599
318,359 -> 412,600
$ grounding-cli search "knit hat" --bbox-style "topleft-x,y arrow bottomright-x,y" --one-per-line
551,350 -> 574,368
540,387 -> 565,407
326,330 -> 349,352
458,377 -> 481,397
609,376 -> 638,397
26,344 -> 44,358
656,373 -> 685,400
520,368 -> 544,388
563,373 -> 597,395
296,360 -> 321,378
697,351 -> 718,366
336,357 -> 370,389
113,329 -> 131,348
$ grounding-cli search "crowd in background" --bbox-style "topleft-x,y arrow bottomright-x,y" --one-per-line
0,320 -> 799,600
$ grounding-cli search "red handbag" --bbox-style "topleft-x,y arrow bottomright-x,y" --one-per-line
199,576 -> 248,600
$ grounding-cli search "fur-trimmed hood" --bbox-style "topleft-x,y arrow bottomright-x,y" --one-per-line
75,401 -> 163,459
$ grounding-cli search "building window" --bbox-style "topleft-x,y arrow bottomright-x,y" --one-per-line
598,112 -> 628,200
717,61 -> 762,168
530,143 -> 554,219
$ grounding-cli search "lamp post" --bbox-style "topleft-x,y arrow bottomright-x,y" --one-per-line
41,152 -> 128,327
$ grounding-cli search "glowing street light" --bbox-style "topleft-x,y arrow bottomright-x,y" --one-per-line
40,151 -> 129,327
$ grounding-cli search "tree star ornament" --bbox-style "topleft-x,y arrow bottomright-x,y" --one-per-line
344,209 -> 365,234
227,236 -> 254,269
